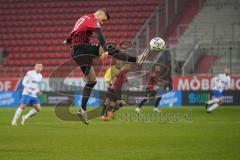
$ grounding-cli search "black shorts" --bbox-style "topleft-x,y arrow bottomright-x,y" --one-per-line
145,89 -> 157,98
107,88 -> 122,101
71,44 -> 100,76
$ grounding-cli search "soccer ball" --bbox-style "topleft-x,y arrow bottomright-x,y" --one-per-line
150,37 -> 165,52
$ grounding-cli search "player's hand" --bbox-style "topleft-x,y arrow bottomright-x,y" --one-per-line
37,91 -> 43,96
103,51 -> 108,55
100,52 -> 108,60
63,37 -> 71,46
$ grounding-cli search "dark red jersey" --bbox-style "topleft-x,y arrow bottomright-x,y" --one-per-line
70,14 -> 100,46
146,71 -> 159,90
110,70 -> 128,91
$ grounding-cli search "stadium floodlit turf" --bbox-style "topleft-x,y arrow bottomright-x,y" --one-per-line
0,106 -> 240,160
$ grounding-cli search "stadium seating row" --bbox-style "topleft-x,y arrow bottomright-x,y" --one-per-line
0,39 -> 62,46
0,25 -> 141,34
0,19 -> 146,28
0,0 -> 161,77
0,0 -> 159,9
0,32 -> 137,41
0,12 -> 152,21
3,56 -> 114,66
0,39 -> 129,48
0,64 -> 112,77
8,52 -> 70,59
0,6 -> 155,15
2,46 -> 68,53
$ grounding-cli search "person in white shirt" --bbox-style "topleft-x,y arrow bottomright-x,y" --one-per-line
205,67 -> 231,113
11,62 -> 43,126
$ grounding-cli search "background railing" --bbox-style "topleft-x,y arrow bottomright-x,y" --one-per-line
133,0 -> 205,53
169,0 -> 240,76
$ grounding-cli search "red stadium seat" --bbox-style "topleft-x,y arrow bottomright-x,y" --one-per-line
0,0 -> 162,77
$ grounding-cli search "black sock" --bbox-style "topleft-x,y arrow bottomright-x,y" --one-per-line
108,48 -> 137,62
154,97 -> 162,107
101,104 -> 108,116
113,103 -> 123,112
81,81 -> 97,111
138,99 -> 147,108
105,105 -> 113,116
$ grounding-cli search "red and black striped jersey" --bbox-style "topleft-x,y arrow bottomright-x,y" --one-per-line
70,14 -> 100,46
110,70 -> 128,91
146,71 -> 160,90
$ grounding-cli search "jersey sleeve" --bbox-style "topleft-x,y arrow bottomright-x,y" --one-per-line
22,71 -> 30,88
104,67 -> 112,84
212,76 -> 219,85
227,77 -> 232,89
37,74 -> 43,92
125,76 -> 128,83
89,20 -> 100,29
95,28 -> 107,51
149,73 -> 157,83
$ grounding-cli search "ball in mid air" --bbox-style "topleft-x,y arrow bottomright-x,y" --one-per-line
150,37 -> 165,52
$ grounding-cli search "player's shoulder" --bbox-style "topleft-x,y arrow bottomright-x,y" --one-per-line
217,73 -> 225,79
27,70 -> 35,75
112,65 -> 119,71
39,73 -> 43,78
28,70 -> 43,77
219,73 -> 229,78
117,69 -> 125,75
82,14 -> 91,19
110,65 -> 116,69
227,75 -> 231,80
83,14 -> 96,22
84,14 -> 100,28
150,71 -> 156,76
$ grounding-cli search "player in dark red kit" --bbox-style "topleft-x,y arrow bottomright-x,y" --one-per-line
135,65 -> 162,113
100,64 -> 131,120
64,9 -> 149,124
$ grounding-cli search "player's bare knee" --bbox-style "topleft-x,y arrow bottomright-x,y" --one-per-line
36,108 -> 41,112
86,71 -> 96,82
116,100 -> 121,104
219,99 -> 223,104
86,74 -> 96,82
110,101 -> 116,107
20,104 -> 26,110
34,106 -> 41,112
105,98 -> 110,105
121,100 -> 126,105
86,67 -> 96,82
117,100 -> 124,105
156,95 -> 161,98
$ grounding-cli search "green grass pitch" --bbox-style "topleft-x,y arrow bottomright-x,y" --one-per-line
0,106 -> 240,160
